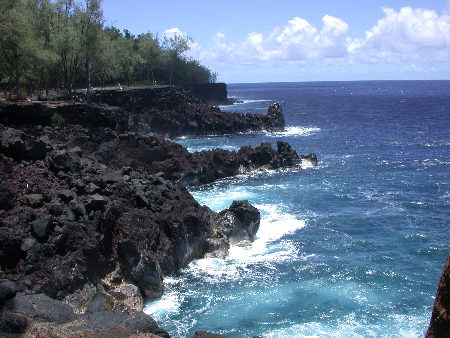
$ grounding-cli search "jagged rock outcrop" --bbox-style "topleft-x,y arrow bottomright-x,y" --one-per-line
0,127 -> 49,161
0,124 -> 314,305
427,251 -> 450,338
0,123 -> 316,336
93,132 -> 316,186
93,86 -> 285,137
1,86 -> 286,137
216,200 -> 260,245
0,282 -> 170,337
0,87 -> 317,337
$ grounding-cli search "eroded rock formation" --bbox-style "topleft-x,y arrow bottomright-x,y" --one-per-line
0,86 -> 316,337
0,86 -> 285,138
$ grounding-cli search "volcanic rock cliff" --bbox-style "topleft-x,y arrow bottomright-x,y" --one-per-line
0,87 -> 313,337
90,86 -> 286,137
0,86 -> 285,138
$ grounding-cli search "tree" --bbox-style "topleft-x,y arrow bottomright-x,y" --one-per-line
162,32 -> 192,85
48,0 -> 83,93
25,0 -> 59,95
136,33 -> 161,84
0,0 -> 217,97
78,0 -> 103,100
0,0 -> 43,98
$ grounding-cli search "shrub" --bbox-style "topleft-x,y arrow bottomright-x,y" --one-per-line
51,112 -> 65,127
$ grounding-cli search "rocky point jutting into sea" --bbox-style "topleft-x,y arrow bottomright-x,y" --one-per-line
0,85 -> 317,337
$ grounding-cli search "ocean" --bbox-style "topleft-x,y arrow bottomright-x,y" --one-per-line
144,81 -> 450,337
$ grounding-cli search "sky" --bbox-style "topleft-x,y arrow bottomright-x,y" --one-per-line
102,0 -> 450,83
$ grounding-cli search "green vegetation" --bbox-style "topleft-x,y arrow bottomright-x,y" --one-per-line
0,0 -> 217,99
51,112 -> 65,127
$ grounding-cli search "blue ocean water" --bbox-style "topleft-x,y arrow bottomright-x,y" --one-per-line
145,81 -> 450,337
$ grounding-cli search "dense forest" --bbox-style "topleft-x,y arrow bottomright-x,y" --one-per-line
0,0 -> 217,99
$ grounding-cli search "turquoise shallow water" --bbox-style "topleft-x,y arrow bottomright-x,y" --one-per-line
145,81 -> 449,337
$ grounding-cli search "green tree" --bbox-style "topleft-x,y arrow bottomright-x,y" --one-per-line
78,0 -> 102,100
136,33 -> 161,84
0,0 -> 43,98
0,0 -> 217,97
162,33 -> 192,85
115,36 -> 140,85
25,0 -> 59,96
48,0 -> 84,93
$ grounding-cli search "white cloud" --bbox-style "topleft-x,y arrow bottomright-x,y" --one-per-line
188,14 -> 349,65
348,7 -> 450,63
163,27 -> 198,51
248,32 -> 263,46
163,27 -> 184,38
185,7 -> 450,72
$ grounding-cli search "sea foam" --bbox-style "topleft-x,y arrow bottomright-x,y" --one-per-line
266,126 -> 321,137
144,203 -> 307,321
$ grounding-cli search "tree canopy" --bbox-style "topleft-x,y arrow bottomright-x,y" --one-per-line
0,0 -> 216,98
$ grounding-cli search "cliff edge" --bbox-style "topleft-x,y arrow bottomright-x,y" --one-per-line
0,86 -> 314,337
427,251 -> 450,338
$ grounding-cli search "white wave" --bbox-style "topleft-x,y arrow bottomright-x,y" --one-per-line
266,126 -> 321,137
145,201 -> 308,320
190,187 -> 257,211
183,257 -> 249,283
181,203 -> 306,284
423,141 -> 450,147
242,99 -> 271,103
144,291 -> 181,317
262,312 -> 427,337
300,158 -> 316,169
218,98 -> 271,109
185,144 -> 239,153
254,204 -> 306,243
412,158 -> 449,169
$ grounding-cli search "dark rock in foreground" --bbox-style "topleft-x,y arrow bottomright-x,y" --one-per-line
0,86 -> 317,337
0,284 -> 169,337
0,280 -> 18,304
0,123 -> 315,294
427,251 -> 450,338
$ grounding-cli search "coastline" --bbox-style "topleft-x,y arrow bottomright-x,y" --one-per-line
0,86 -> 316,337
0,83 -> 448,337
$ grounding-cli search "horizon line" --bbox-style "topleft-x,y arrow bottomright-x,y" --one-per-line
225,79 -> 450,85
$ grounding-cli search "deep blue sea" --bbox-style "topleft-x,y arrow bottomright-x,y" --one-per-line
145,81 -> 450,337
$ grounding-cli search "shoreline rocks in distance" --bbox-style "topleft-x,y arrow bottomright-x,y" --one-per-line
89,86 -> 286,137
0,86 -> 285,138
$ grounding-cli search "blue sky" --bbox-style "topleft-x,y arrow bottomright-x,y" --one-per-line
103,0 -> 450,83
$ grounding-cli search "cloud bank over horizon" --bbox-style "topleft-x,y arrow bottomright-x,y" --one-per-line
165,6 -> 450,81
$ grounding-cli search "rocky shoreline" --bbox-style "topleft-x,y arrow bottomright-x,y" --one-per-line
0,87 -> 317,337
0,86 -> 286,138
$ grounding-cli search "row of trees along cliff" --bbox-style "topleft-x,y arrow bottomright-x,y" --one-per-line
0,0 -> 217,100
